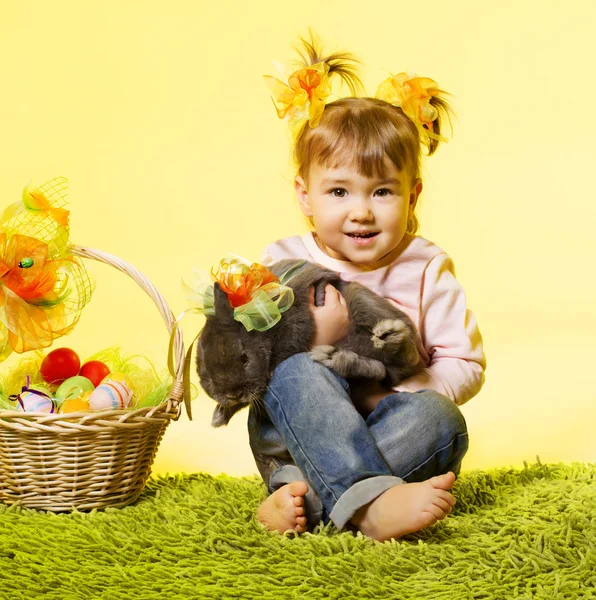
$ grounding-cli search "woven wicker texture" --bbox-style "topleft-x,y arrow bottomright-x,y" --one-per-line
0,246 -> 185,511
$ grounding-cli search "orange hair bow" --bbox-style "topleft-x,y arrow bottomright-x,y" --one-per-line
375,72 -> 448,149
263,61 -> 332,129
265,61 -> 448,149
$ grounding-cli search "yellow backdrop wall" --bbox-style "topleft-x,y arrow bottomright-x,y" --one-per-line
1,0 -> 595,477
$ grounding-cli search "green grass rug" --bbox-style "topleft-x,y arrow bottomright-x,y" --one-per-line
0,461 -> 594,600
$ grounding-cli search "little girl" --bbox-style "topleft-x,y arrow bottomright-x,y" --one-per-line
249,34 -> 486,542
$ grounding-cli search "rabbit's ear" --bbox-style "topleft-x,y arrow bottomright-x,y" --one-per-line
213,282 -> 235,322
211,403 -> 244,427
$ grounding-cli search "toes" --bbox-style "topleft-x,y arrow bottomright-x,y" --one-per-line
288,481 -> 308,496
424,504 -> 446,522
432,497 -> 452,514
257,482 -> 311,535
421,509 -> 440,526
437,489 -> 456,507
429,472 -> 456,490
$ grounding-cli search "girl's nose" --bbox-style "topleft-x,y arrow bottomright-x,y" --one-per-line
348,199 -> 374,221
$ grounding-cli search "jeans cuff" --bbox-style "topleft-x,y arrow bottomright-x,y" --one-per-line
269,465 -> 324,526
328,475 -> 404,530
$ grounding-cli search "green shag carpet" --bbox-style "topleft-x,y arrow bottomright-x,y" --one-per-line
0,461 -> 594,600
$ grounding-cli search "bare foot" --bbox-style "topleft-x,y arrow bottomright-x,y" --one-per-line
351,472 -> 457,542
257,481 -> 309,534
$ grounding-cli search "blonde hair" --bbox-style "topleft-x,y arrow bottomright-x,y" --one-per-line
291,31 -> 454,235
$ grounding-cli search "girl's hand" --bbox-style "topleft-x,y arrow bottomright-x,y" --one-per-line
309,284 -> 350,347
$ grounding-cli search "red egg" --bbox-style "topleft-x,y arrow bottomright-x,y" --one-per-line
40,348 -> 81,385
79,360 -> 111,387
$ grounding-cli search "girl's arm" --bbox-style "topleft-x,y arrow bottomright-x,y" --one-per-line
393,253 -> 486,406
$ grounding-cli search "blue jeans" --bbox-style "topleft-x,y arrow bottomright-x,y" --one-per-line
248,353 -> 469,531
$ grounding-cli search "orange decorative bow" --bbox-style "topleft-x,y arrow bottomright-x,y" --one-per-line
181,258 -> 298,332
264,61 -> 332,129
212,259 -> 280,309
375,72 -> 447,149
0,178 -> 92,361
22,182 -> 70,227
0,235 -> 59,301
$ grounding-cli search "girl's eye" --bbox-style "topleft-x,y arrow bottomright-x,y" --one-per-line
375,188 -> 392,197
330,188 -> 347,198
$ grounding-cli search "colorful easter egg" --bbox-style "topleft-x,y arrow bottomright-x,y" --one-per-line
102,373 -> 135,406
40,348 -> 81,385
27,384 -> 52,397
104,373 -> 136,408
16,390 -> 56,413
88,380 -> 133,410
79,360 -> 111,387
58,397 -> 91,414
55,376 -> 95,404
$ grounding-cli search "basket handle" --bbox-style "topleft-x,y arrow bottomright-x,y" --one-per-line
70,245 -> 186,416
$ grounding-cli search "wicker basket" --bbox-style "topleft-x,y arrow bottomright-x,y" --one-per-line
0,245 -> 185,511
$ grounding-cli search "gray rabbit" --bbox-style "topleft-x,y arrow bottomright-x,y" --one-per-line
197,259 -> 420,427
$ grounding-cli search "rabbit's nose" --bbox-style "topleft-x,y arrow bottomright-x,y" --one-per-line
226,390 -> 243,401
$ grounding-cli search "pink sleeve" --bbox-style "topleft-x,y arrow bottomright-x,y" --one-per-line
392,253 -> 486,405
261,249 -> 274,266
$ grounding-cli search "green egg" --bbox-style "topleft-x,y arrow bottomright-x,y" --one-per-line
54,376 -> 95,404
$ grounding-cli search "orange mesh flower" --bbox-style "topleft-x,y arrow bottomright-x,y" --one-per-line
375,72 -> 447,149
264,61 -> 332,129
211,259 -> 280,308
181,258 -> 298,332
0,178 -> 92,361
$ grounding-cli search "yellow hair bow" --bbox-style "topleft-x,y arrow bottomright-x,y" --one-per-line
263,61 -> 332,129
375,72 -> 448,149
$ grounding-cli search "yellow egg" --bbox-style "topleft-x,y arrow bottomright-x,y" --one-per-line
80,390 -> 93,402
58,397 -> 90,414
102,372 -> 129,385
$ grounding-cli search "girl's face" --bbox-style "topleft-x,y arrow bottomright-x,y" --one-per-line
295,158 -> 422,267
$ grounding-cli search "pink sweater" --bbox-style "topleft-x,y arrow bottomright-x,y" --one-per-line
262,232 -> 486,406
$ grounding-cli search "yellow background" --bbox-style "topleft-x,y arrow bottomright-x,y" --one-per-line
1,1 -> 594,477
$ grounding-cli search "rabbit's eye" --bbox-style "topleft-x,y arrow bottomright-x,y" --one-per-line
240,352 -> 249,366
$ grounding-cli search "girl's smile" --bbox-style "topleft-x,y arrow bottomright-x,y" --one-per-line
346,231 -> 379,245
295,159 -> 422,267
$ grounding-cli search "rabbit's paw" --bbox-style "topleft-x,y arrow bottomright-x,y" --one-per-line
310,346 -> 386,379
372,319 -> 409,350
309,345 -> 338,367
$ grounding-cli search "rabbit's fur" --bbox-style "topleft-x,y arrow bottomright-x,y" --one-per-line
197,259 -> 420,427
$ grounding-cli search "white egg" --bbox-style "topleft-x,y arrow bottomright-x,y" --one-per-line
88,380 -> 133,410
